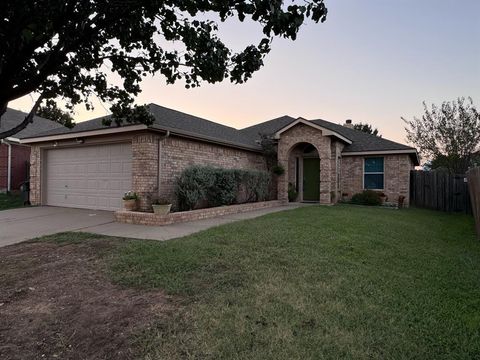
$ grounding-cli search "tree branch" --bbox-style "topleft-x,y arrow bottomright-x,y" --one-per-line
0,94 -> 45,140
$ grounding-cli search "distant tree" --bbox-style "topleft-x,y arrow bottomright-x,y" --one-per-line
353,123 -> 380,137
403,97 -> 480,173
36,101 -> 75,129
0,0 -> 328,139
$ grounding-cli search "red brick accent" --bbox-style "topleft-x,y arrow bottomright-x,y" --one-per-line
114,200 -> 284,226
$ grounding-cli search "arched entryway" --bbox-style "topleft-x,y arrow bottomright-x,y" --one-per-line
287,142 -> 321,202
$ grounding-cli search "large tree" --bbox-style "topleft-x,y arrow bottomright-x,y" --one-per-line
403,97 -> 480,173
353,122 -> 380,137
36,101 -> 75,128
0,0 -> 327,139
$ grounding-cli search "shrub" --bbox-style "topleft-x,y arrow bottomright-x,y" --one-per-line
271,164 -> 285,176
243,170 -> 270,202
175,166 -> 270,211
288,183 -> 298,202
207,168 -> 239,207
350,190 -> 382,206
175,166 -> 215,210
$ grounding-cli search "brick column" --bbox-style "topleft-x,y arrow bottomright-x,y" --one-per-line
277,151 -> 289,202
132,133 -> 159,211
29,146 -> 42,206
319,144 -> 331,204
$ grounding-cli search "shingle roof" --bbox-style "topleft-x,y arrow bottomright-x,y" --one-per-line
20,103 -> 416,157
1,108 -> 65,139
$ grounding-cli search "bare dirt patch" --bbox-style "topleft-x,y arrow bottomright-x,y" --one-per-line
0,236 -> 175,360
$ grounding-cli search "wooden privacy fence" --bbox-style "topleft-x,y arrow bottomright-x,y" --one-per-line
410,170 -> 472,214
466,167 -> 480,238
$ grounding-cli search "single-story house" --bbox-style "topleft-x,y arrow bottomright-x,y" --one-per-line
1,108 -> 64,192
20,103 -> 419,211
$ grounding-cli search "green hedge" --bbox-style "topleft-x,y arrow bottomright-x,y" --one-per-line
175,166 -> 270,211
350,190 -> 382,206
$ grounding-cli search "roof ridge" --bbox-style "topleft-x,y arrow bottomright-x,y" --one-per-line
239,115 -> 296,131
148,103 -> 241,132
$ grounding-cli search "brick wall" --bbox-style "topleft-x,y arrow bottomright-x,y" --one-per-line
341,154 -> 414,206
115,200 -> 284,226
10,145 -> 30,190
159,135 -> 267,206
132,133 -> 159,211
30,146 -> 41,205
277,123 -> 332,204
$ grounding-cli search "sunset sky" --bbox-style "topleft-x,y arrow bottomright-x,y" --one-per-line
10,0 -> 480,144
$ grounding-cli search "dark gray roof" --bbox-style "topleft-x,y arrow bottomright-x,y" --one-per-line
148,104 -> 256,148
240,115 -> 416,153
24,103 -> 258,149
21,103 -> 416,157
311,119 -> 415,153
1,108 -> 65,139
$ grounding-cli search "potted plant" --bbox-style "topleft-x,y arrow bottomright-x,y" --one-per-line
122,191 -> 138,211
398,195 -> 406,209
271,164 -> 285,176
378,192 -> 387,204
287,182 -> 298,202
152,197 -> 172,215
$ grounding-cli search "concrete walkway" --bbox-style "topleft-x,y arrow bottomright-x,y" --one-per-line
1,204 -> 302,247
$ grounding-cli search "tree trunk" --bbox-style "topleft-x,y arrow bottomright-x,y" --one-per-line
0,95 -> 44,139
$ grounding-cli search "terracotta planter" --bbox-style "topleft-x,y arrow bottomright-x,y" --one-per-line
152,204 -> 172,215
123,199 -> 138,211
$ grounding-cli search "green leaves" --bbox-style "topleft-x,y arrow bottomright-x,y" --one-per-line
1,0 -> 328,136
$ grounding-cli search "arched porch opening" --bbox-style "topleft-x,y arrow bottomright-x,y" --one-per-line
284,142 -> 321,202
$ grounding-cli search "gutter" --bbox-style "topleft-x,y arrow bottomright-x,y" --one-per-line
7,142 -> 11,192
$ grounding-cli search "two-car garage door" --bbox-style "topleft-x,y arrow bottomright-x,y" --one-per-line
45,143 -> 132,211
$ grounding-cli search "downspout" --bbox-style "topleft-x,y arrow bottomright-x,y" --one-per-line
7,142 -> 12,192
157,130 -> 170,197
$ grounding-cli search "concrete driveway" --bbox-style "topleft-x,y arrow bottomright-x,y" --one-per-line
0,206 -> 114,247
1,204 -> 302,247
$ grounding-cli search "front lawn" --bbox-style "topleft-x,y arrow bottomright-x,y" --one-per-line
1,205 -> 479,359
0,192 -> 24,210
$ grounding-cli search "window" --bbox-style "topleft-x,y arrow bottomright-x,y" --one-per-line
364,157 -> 384,190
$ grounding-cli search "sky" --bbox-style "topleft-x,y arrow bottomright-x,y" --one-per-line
10,0 -> 480,144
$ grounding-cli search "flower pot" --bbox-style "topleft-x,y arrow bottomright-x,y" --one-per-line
152,204 -> 172,215
123,199 -> 137,211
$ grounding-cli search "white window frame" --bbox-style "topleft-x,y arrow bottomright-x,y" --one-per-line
363,157 -> 385,191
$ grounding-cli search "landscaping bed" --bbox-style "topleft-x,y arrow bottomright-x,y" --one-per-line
115,200 -> 284,225
0,192 -> 25,211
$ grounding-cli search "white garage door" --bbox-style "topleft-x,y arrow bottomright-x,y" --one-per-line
45,143 -> 132,211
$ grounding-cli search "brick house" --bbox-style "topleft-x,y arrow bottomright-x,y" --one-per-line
20,104 -> 419,211
0,108 -> 64,192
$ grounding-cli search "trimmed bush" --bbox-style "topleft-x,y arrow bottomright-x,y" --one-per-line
350,190 -> 382,206
175,166 -> 270,211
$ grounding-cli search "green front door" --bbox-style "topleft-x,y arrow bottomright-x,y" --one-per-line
303,158 -> 320,201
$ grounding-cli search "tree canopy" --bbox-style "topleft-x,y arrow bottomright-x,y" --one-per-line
353,122 -> 380,137
36,101 -> 75,128
403,97 -> 480,173
0,0 -> 328,139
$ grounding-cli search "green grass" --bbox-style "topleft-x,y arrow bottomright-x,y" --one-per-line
0,192 -> 24,210
101,205 -> 480,359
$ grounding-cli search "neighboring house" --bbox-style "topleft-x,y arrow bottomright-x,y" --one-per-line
0,108 -> 65,192
20,104 -> 419,211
